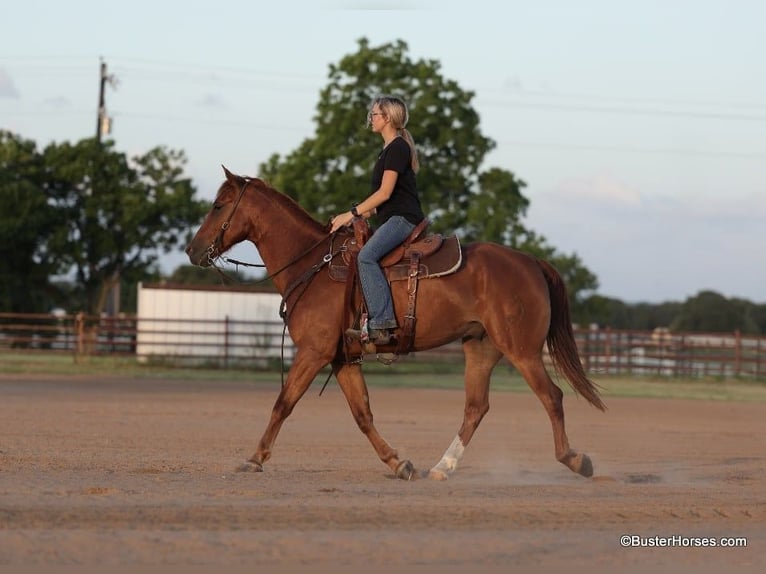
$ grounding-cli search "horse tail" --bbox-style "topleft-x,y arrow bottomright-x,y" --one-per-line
537,259 -> 606,411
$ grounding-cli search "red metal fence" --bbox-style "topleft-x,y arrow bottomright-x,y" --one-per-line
1,312 -> 764,378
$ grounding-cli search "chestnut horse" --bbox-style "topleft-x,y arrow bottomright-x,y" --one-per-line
186,168 -> 604,481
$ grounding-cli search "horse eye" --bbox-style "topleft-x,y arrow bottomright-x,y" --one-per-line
213,203 -> 222,210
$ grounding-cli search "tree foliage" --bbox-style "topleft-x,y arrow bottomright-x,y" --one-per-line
0,131 -> 208,314
670,290 -> 762,334
573,290 -> 766,334
576,295 -> 683,330
259,38 -> 598,307
0,131 -> 61,312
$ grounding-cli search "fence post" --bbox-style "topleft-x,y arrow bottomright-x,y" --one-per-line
734,329 -> 741,377
224,315 -> 230,369
604,326 -> 612,374
583,328 -> 591,373
74,312 -> 84,363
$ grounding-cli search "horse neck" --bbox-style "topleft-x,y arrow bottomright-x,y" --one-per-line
244,189 -> 327,293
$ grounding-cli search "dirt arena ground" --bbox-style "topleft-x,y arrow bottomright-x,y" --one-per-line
0,373 -> 763,571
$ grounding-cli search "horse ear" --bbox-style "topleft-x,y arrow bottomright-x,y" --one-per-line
222,165 -> 235,181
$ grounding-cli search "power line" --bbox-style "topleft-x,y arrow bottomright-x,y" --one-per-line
478,98 -> 766,123
475,86 -> 766,112
4,107 -> 761,160
4,57 -> 765,160
496,140 -> 765,160
6,55 -> 766,122
110,57 -> 325,81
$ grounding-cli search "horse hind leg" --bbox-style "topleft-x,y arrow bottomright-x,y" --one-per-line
429,335 -> 501,481
514,356 -> 593,477
333,361 -> 415,480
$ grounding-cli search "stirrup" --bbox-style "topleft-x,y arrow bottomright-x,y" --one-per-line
369,329 -> 393,345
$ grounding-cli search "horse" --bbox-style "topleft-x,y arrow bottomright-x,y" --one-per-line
185,167 -> 605,481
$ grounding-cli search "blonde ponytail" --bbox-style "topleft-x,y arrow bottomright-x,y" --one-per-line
400,128 -> 420,173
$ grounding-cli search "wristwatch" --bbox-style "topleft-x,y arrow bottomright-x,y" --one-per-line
351,205 -> 360,217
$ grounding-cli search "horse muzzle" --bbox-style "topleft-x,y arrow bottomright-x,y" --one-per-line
185,243 -> 218,268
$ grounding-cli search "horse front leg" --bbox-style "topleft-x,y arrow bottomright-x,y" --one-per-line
333,361 -> 415,480
238,349 -> 327,473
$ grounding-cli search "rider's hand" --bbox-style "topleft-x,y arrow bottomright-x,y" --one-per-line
330,211 -> 354,233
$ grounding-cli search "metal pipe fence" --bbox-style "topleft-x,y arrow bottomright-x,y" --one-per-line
1,312 -> 763,378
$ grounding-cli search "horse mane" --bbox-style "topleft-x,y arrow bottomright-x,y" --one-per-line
231,175 -> 329,236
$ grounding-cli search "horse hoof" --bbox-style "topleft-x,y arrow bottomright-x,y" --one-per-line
236,461 -> 263,473
395,460 -> 416,481
577,454 -> 594,478
427,469 -> 449,481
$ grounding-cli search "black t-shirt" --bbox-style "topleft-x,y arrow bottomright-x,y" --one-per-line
371,137 -> 424,225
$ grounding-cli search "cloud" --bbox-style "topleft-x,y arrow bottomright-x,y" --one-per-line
502,75 -> 524,91
320,0 -> 438,8
525,176 -> 766,302
0,69 -> 19,98
675,192 -> 766,223
550,174 -> 643,208
42,96 -> 72,109
197,93 -> 227,109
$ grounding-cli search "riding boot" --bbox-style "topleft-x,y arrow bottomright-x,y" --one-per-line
345,327 -> 394,345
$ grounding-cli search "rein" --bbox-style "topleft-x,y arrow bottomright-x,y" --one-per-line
211,233 -> 335,288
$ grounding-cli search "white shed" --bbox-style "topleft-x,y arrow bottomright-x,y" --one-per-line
135,283 -> 293,365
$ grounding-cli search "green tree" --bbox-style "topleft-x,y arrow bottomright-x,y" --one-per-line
0,131 -> 62,312
576,296 -> 684,330
671,290 -> 760,333
261,38 -> 495,227
576,295 -> 630,328
260,38 -> 598,306
751,303 -> 766,334
41,138 -> 208,314
629,301 -> 684,330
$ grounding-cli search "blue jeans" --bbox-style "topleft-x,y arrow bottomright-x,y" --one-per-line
357,215 -> 416,330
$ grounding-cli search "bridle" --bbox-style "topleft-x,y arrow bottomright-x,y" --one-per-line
205,178 -> 251,267
206,177 -> 340,289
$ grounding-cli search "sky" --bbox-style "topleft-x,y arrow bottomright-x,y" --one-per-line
2,0 -> 764,304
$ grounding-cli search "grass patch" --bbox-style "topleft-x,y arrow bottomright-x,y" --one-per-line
593,375 -> 766,403
359,371 -> 766,403
1,352 -> 765,402
0,352 -> 267,382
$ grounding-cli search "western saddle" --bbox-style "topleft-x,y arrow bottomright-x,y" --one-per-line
330,217 -> 462,362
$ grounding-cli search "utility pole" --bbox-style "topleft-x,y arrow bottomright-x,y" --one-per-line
96,58 -> 116,142
94,58 -> 120,319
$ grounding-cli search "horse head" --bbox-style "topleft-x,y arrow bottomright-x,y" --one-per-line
185,166 -> 254,267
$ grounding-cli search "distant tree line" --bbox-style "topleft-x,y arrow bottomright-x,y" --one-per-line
577,290 -> 766,334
